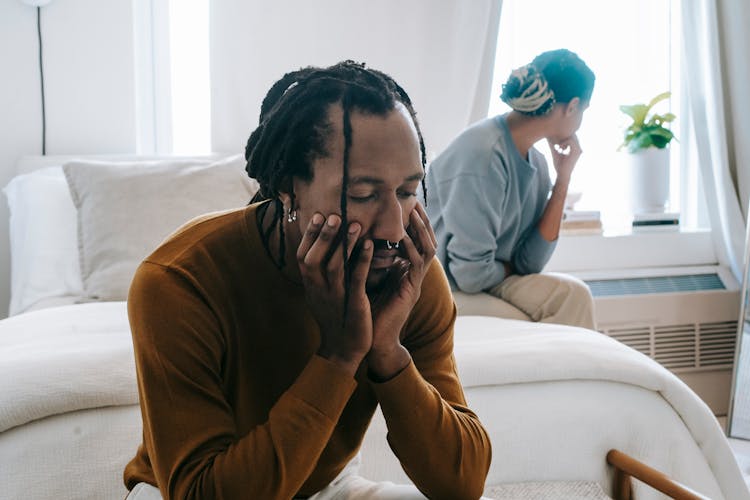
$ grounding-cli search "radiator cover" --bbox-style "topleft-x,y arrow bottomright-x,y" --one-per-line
584,270 -> 740,414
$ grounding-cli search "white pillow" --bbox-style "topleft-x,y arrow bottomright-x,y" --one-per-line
3,167 -> 84,316
63,154 -> 259,301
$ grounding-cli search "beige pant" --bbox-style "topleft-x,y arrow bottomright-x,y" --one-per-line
126,453 -> 495,499
486,272 -> 596,329
126,478 -> 428,500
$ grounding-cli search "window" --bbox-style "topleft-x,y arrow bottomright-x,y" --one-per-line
489,0 -> 707,233
133,0 -> 211,155
168,0 -> 211,155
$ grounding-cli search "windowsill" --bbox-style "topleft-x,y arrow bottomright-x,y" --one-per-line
546,226 -> 717,274
563,225 -> 709,238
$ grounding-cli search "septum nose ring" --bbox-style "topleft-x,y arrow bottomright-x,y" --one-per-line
386,240 -> 400,250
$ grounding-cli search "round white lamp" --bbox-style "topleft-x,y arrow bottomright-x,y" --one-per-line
20,0 -> 53,6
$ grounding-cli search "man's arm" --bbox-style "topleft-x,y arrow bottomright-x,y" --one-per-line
128,262 -> 356,500
369,262 -> 492,500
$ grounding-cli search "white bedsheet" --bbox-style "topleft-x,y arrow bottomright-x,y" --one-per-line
456,315 -> 736,479
0,303 -> 747,499
453,316 -> 749,499
0,302 -> 136,434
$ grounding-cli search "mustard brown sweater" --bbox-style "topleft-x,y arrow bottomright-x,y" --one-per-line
124,203 -> 491,499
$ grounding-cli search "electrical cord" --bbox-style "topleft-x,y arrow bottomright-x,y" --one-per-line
36,6 -> 46,155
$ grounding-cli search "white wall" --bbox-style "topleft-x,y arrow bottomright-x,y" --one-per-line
0,0 -> 137,318
210,0 -> 500,161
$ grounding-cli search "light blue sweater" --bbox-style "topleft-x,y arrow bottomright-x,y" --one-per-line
424,114 -> 556,293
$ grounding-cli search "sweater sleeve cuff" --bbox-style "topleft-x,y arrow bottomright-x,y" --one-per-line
369,361 -> 430,419
287,355 -> 358,420
450,258 -> 507,294
524,227 -> 557,269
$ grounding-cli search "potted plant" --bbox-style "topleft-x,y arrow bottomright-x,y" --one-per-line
619,91 -> 676,214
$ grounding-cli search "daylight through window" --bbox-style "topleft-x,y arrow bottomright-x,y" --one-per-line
489,0 -> 705,232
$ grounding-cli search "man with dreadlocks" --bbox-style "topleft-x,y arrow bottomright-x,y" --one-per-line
425,49 -> 597,329
124,60 -> 491,500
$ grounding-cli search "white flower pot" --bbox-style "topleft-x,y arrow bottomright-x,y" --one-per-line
627,147 -> 670,213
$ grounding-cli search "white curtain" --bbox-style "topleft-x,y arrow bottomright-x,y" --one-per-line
209,0 -> 502,161
681,0 -> 750,280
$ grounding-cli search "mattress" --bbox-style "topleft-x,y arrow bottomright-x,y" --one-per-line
0,405 -> 140,500
1,303 -> 748,499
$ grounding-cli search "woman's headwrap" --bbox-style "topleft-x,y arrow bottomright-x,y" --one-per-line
501,65 -> 556,116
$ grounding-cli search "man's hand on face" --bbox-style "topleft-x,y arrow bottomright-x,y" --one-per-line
366,203 -> 437,380
297,213 -> 374,376
295,203 -> 436,381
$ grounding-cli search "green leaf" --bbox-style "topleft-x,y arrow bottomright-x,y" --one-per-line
619,91 -> 676,152
630,133 -> 655,152
660,112 -> 676,123
649,127 -> 674,139
647,91 -> 671,110
620,104 -> 649,125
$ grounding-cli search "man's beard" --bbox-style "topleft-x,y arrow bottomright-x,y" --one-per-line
365,258 -> 410,314
365,259 -> 404,292
344,238 -> 409,309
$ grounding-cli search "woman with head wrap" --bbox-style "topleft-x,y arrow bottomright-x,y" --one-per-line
425,49 -> 597,328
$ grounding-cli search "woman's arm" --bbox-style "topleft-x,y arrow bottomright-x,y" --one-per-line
441,168 -> 511,293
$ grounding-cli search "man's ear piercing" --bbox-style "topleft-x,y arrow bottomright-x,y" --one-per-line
286,207 -> 297,223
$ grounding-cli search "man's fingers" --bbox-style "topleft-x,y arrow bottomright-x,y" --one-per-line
350,240 -> 372,293
325,221 -> 361,286
346,223 -> 361,260
296,212 -> 325,263
409,203 -> 437,251
302,214 -> 341,269
400,233 -> 423,273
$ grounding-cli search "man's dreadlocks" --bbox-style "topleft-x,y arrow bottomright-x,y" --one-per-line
245,60 -> 428,277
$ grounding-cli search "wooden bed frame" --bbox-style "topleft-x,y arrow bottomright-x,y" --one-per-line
608,449 -> 712,500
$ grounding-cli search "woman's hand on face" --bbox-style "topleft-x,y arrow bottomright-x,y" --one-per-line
548,134 -> 582,183
297,212 -> 373,375
367,203 -> 437,378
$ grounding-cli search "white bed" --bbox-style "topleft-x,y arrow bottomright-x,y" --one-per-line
1,155 -> 748,500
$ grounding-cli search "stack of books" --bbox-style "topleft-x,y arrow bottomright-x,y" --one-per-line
560,209 -> 603,235
632,212 -> 680,232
